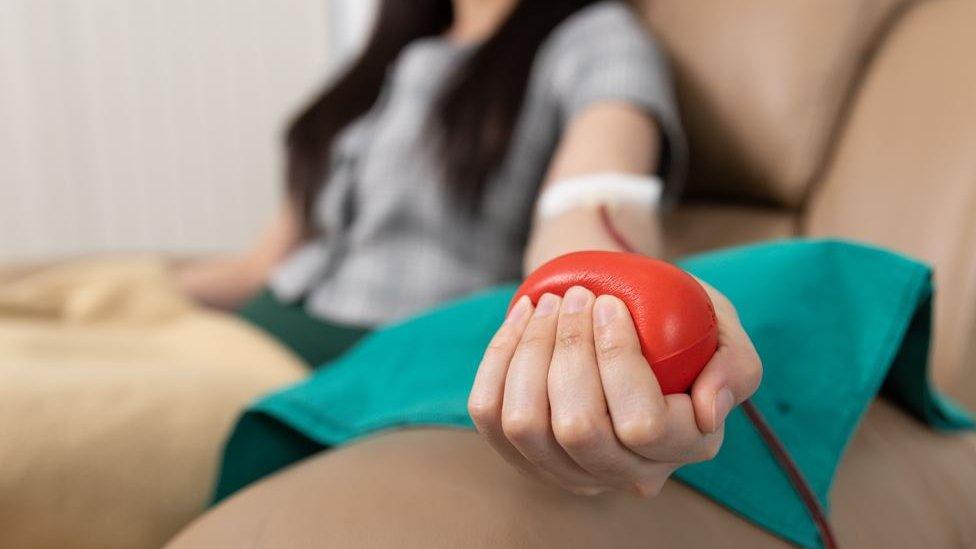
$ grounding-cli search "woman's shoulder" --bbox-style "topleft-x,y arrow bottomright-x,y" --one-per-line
533,2 -> 687,205
537,1 -> 667,88
547,1 -> 659,55
533,1 -> 672,99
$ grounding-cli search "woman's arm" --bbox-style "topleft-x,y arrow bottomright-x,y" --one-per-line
522,101 -> 662,273
174,201 -> 304,310
469,102 -> 763,497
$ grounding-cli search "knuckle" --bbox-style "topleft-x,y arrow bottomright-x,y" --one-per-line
595,337 -> 629,362
501,411 -> 545,443
552,414 -> 602,450
615,416 -> 667,450
557,329 -> 584,349
485,333 -> 515,355
722,344 -> 763,398
467,394 -> 500,425
519,332 -> 552,350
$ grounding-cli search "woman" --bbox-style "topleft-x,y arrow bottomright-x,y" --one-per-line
176,0 -> 760,501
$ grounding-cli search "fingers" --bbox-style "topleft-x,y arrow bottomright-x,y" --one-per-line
651,393 -> 725,463
469,296 -> 542,473
469,295 -> 533,438
472,285 -> 740,499
590,295 -> 667,446
690,284 -> 763,434
547,287 -> 676,495
592,295 -> 723,463
501,293 -> 607,493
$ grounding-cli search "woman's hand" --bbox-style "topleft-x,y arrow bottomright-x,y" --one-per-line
175,202 -> 304,310
468,284 -> 762,497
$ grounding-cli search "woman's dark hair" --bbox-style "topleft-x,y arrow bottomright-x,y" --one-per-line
286,0 -> 605,224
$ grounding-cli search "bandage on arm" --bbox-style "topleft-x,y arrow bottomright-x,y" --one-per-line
523,172 -> 665,273
535,172 -> 664,221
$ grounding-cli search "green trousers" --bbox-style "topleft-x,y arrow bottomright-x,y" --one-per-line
238,289 -> 371,367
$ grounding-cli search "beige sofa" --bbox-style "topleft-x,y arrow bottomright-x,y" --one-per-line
3,0 -> 975,547
0,259 -> 306,549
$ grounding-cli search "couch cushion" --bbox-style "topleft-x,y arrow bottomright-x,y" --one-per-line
0,259 -> 305,549
634,0 -> 907,207
803,0 -> 976,407
662,203 -> 796,259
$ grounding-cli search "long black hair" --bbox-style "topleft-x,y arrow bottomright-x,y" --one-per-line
286,0 -> 606,224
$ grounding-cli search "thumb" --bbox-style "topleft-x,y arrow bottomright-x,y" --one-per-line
689,284 -> 762,433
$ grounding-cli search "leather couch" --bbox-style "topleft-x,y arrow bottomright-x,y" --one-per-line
167,0 -> 976,547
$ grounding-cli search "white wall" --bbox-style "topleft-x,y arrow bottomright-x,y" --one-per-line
330,0 -> 377,64
0,0 -> 331,262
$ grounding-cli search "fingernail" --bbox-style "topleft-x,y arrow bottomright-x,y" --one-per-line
711,388 -> 734,432
562,286 -> 590,314
535,293 -> 559,316
593,297 -> 617,328
505,296 -> 530,325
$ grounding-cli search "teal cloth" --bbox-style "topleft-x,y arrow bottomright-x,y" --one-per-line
214,239 -> 973,548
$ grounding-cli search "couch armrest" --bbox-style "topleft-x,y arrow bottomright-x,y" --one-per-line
803,0 -> 976,409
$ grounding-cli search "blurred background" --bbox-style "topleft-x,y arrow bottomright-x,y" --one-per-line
0,0 -> 375,262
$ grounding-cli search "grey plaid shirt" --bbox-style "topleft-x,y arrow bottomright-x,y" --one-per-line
269,1 -> 687,327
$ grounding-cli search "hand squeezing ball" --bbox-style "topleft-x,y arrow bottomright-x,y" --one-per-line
512,250 -> 718,394
506,241 -> 834,548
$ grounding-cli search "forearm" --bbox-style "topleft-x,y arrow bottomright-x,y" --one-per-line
522,100 -> 664,275
522,203 -> 663,275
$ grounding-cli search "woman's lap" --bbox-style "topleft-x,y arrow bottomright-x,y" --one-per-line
166,400 -> 976,548
168,428 -> 786,549
238,289 -> 370,366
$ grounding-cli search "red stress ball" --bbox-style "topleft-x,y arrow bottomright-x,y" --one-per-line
512,251 -> 718,394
